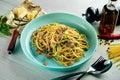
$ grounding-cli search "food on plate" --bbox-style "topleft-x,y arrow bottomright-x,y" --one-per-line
0,0 -> 46,35
32,23 -> 89,66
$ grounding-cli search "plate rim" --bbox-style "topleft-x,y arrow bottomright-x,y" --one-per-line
20,12 -> 98,71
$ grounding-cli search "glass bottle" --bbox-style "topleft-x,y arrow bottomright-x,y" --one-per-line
99,0 -> 119,34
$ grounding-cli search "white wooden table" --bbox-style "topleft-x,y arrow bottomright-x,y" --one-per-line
0,0 -> 120,80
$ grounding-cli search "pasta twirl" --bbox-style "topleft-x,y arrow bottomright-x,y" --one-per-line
32,23 -> 89,66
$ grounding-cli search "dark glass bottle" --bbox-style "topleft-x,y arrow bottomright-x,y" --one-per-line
99,0 -> 119,34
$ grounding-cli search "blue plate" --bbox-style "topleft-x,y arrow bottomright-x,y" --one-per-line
20,12 -> 98,71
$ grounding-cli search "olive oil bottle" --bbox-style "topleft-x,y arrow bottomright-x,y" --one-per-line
99,0 -> 119,34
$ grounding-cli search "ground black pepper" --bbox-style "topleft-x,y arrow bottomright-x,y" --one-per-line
99,39 -> 114,45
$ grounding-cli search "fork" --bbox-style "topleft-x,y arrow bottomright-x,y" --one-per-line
76,56 -> 106,80
52,56 -> 112,80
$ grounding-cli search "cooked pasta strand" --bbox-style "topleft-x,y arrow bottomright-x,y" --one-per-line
32,23 -> 89,66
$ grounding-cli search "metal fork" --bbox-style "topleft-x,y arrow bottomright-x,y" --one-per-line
76,56 -> 106,80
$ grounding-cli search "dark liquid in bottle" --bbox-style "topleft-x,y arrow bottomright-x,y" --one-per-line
99,5 -> 119,34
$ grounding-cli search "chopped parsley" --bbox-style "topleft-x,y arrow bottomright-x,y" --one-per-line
0,16 -> 10,36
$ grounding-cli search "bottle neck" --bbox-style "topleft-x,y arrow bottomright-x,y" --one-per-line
107,0 -> 117,10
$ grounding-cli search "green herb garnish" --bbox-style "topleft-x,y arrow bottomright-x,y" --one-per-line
43,48 -> 48,54
53,43 -> 58,50
0,16 -> 2,20
50,23 -> 56,26
57,52 -> 61,57
62,40 -> 67,44
75,43 -> 78,46
0,16 -> 10,36
73,36 -> 79,39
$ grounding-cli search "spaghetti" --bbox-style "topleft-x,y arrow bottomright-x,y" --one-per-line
32,23 -> 89,66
